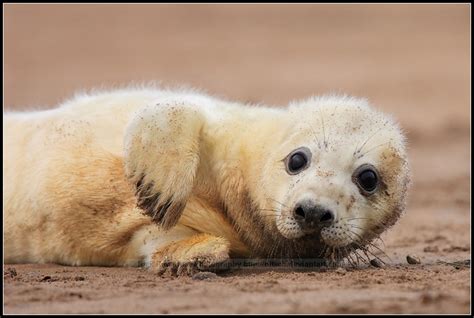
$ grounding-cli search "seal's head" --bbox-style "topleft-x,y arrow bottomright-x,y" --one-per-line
256,95 -> 410,261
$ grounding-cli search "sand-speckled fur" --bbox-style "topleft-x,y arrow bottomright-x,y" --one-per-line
4,86 -> 410,272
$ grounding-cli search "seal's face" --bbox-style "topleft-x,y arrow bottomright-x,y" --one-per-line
258,96 -> 410,261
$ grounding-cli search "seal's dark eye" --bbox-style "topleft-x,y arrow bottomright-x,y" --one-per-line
289,153 -> 307,172
353,164 -> 379,194
285,147 -> 312,175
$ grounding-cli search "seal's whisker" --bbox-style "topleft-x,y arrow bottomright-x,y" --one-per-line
330,247 -> 336,265
258,211 -> 279,216
259,216 -> 279,220
344,230 -> 378,263
356,245 -> 373,263
304,118 -> 321,149
354,126 -> 384,155
343,246 -> 357,268
318,245 -> 328,258
346,224 -> 365,231
352,239 -> 387,265
349,248 -> 361,267
259,210 -> 278,215
339,232 -> 365,267
330,248 -> 337,265
267,198 -> 290,209
345,228 -> 370,245
269,220 -> 287,258
351,248 -> 365,266
364,247 -> 387,265
353,249 -> 369,265
374,237 -> 386,249
340,216 -> 379,221
357,141 -> 392,158
365,242 -> 392,261
338,248 -> 346,266
319,108 -> 329,150
345,223 -> 391,261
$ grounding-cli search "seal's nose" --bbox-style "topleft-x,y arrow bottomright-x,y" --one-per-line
294,201 -> 335,227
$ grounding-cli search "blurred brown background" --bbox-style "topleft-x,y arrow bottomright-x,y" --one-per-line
4,4 -> 471,314
5,5 -> 469,120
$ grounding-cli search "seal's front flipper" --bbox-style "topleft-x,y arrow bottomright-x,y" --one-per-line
150,233 -> 231,276
124,100 -> 206,230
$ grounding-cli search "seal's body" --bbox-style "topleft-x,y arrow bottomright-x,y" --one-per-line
4,87 -> 410,274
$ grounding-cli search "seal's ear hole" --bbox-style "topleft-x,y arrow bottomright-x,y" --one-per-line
135,175 -> 186,230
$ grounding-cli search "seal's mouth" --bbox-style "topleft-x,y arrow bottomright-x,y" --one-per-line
274,216 -> 388,267
300,226 -> 319,235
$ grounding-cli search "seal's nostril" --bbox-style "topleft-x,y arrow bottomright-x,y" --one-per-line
294,201 -> 334,227
294,206 -> 305,219
320,211 -> 334,223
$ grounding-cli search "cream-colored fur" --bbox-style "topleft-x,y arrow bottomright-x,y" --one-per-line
4,86 -> 410,274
